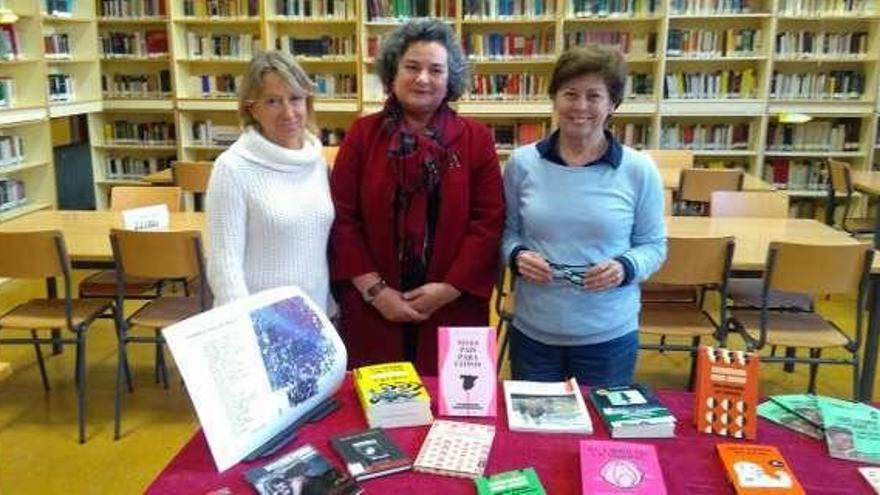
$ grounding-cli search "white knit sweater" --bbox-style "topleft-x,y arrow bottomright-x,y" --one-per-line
205,127 -> 335,312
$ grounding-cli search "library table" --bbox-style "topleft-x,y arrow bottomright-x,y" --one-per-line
141,168 -> 174,185
146,376 -> 873,495
659,167 -> 775,192
851,170 -> 880,249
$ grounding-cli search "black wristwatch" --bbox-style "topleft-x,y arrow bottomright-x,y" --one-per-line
362,279 -> 387,305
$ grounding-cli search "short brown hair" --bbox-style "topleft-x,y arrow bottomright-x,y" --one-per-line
548,45 -> 626,108
238,51 -> 317,133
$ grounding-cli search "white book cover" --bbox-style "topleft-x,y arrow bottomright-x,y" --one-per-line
413,420 -> 495,479
163,286 -> 347,472
860,467 -> 880,494
503,378 -> 593,434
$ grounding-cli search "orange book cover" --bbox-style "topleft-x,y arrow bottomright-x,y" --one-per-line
694,346 -> 759,439
716,444 -> 804,494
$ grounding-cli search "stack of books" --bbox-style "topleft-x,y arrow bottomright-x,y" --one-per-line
589,384 -> 676,438
353,362 -> 433,428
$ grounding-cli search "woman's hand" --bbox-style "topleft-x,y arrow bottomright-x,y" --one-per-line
516,250 -> 552,284
403,282 -> 460,317
583,260 -> 625,292
372,287 -> 428,323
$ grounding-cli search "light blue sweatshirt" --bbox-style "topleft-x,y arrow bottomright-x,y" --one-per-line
501,131 -> 667,346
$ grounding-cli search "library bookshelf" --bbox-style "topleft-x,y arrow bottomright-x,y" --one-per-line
2,0 -> 880,213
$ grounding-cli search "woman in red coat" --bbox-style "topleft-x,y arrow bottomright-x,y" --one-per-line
329,18 -> 504,374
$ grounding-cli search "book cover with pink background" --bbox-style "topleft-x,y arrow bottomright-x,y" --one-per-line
437,327 -> 497,417
579,440 -> 667,495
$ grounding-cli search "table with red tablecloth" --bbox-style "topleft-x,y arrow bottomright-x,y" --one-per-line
146,376 -> 875,494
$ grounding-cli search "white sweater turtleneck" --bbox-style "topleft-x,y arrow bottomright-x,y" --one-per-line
205,127 -> 335,312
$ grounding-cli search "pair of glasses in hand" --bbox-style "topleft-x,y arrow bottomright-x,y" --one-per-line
547,261 -> 593,288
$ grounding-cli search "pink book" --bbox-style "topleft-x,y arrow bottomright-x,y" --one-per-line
437,326 -> 497,417
579,440 -> 667,495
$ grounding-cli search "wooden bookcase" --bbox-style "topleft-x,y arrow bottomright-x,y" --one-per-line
2,0 -> 880,215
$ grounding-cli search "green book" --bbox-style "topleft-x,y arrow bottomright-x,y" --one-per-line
474,467 -> 546,495
757,395 -> 823,440
816,396 -> 880,465
588,383 -> 676,438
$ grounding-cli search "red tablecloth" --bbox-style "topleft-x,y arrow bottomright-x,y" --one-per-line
146,376 -> 874,494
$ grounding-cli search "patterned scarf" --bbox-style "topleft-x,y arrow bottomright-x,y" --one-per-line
381,95 -> 462,289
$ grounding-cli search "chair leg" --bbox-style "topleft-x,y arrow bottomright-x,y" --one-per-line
852,359 -> 861,401
113,307 -> 134,393
155,330 -> 169,389
784,347 -> 796,373
687,337 -> 701,391
31,329 -> 50,391
75,330 -> 87,444
807,348 -> 821,394
769,345 -> 777,357
115,339 -> 128,440
496,322 -> 509,375
659,336 -> 667,353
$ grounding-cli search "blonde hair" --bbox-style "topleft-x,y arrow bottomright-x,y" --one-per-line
238,51 -> 318,133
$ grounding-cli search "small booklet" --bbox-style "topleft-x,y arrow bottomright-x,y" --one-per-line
330,428 -> 412,481
589,383 -> 676,438
716,444 -> 804,495
579,440 -> 667,494
693,346 -> 759,439
474,467 -> 547,495
503,378 -> 593,434
757,395 -> 823,440
859,467 -> 880,494
437,326 -> 497,417
413,419 -> 495,479
244,443 -> 362,495
816,396 -> 880,465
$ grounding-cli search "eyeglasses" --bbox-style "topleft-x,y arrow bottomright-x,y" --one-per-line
547,261 -> 593,288
250,95 -> 306,111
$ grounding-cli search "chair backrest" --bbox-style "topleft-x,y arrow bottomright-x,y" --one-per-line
664,189 -> 673,215
172,161 -> 213,194
767,242 -> 872,295
647,236 -> 735,286
678,168 -> 743,203
710,191 -> 789,218
110,186 -> 182,212
643,149 -> 694,169
323,146 -> 339,168
0,230 -> 68,279
827,159 -> 854,197
110,229 -> 205,281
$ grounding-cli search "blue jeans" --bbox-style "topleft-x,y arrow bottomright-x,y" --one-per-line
509,326 -> 638,387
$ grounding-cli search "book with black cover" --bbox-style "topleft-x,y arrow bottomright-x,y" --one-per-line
244,443 -> 362,495
330,428 -> 412,481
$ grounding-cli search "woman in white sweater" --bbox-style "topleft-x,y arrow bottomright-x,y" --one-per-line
206,51 -> 334,312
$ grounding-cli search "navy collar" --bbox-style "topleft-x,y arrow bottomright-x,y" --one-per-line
535,129 -> 622,169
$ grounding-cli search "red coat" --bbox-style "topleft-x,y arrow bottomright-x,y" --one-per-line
330,110 -> 504,374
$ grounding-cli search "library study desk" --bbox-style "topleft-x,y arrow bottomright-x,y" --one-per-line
146,376 -> 874,494
659,167 -> 775,192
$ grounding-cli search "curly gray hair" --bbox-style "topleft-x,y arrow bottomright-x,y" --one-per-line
376,18 -> 469,101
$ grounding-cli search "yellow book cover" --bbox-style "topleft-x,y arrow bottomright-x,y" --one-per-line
354,361 -> 431,413
742,69 -> 755,98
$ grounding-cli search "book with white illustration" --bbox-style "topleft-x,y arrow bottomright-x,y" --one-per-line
503,378 -> 593,434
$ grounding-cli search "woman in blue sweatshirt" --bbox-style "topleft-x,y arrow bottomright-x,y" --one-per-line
501,45 -> 667,386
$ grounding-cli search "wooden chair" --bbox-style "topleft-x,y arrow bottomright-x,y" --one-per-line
323,146 -> 339,168
826,159 -> 873,236
78,186 -> 183,300
710,191 -> 789,218
643,149 -> 694,168
729,242 -> 873,398
677,168 -> 743,215
172,161 -> 212,212
664,189 -> 673,215
640,235 -> 735,389
110,228 -> 210,439
0,230 -> 115,443
493,265 -> 516,374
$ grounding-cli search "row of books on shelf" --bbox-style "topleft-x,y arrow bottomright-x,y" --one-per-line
0,77 -> 13,108
775,31 -> 870,58
103,71 -> 172,98
102,120 -> 176,146
47,73 -> 73,102
275,0 -> 355,19
462,32 -> 555,60
611,121 -> 651,149
770,71 -> 866,100
43,0 -> 74,16
465,0 -> 554,18
660,122 -> 750,151
669,0 -> 755,14
0,134 -> 24,168
663,69 -> 757,100
99,31 -> 168,59
313,74 -> 357,99
275,35 -> 355,59
564,31 -> 655,56
0,178 -> 25,211
182,0 -> 258,18
666,29 -> 761,58
569,0 -> 657,17
103,155 -> 173,180
367,0 -> 456,21
777,0 -> 872,15
488,122 -> 545,149
767,120 -> 860,152
0,25 -> 18,61
191,120 -> 239,146
764,157 -> 827,190
43,31 -> 70,59
185,33 -> 259,60
188,73 -> 239,98
99,0 -> 166,18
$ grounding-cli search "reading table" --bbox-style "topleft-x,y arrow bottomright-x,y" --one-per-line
146,376 -> 874,494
